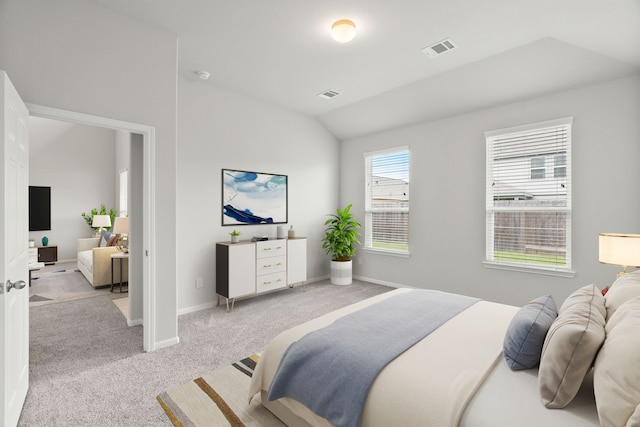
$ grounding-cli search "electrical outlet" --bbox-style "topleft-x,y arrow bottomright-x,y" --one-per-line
195,278 -> 203,288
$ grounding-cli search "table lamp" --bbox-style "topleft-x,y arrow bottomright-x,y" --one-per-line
112,216 -> 129,253
599,233 -> 640,276
92,214 -> 111,236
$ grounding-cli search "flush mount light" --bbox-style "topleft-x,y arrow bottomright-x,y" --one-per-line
331,19 -> 356,43
196,71 -> 210,80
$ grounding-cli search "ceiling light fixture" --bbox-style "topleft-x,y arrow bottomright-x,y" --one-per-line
196,71 -> 210,80
331,19 -> 356,43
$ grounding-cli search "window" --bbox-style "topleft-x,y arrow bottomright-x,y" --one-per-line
485,118 -> 573,275
364,147 -> 410,255
530,156 -> 546,179
119,169 -> 128,217
554,154 -> 566,178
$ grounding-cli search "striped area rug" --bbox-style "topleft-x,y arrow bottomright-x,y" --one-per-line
157,354 -> 284,427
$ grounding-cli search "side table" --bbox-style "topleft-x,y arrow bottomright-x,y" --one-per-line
110,252 -> 129,293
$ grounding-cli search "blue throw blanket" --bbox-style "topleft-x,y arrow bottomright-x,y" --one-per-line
267,290 -> 480,427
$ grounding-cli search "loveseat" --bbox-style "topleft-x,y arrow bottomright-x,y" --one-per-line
77,235 -> 128,288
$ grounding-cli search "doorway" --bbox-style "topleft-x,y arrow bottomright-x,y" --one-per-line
27,103 -> 157,351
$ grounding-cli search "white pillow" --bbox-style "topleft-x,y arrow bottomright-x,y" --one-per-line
593,296 -> 640,427
604,270 -> 640,320
538,284 -> 606,408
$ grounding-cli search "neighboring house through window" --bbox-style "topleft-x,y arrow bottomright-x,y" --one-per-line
485,118 -> 573,276
364,146 -> 410,255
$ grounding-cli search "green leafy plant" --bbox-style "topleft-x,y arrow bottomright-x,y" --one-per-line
81,204 -> 117,231
322,204 -> 361,261
229,229 -> 241,236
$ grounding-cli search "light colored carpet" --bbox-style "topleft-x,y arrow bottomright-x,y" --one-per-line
29,261 -> 116,307
19,279 -> 392,426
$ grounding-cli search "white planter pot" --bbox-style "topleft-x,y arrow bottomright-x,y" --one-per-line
330,260 -> 352,285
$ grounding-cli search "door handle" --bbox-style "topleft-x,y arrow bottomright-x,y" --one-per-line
1,279 -> 27,294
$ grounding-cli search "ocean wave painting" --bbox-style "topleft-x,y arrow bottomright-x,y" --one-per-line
222,169 -> 288,225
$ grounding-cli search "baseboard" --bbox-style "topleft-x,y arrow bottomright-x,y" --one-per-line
178,301 -> 215,316
154,336 -> 180,351
128,318 -> 143,327
177,275 -> 331,316
352,274 -> 409,289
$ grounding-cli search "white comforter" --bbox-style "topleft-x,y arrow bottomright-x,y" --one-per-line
249,288 -> 519,427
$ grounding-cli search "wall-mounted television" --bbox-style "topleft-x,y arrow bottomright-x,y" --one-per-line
29,186 -> 51,231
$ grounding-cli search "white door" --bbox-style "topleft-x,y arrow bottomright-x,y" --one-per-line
0,71 -> 30,427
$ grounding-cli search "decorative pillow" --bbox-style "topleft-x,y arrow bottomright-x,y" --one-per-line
604,270 -> 640,321
503,295 -> 557,370
538,284 -> 606,408
99,233 -> 109,247
593,296 -> 640,427
107,235 -> 118,247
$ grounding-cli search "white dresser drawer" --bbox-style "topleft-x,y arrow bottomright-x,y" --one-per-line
257,271 -> 287,293
256,240 -> 287,259
256,255 -> 286,276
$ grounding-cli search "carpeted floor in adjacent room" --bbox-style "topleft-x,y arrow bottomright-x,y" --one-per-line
19,278 -> 392,426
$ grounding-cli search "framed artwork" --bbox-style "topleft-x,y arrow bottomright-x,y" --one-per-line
222,169 -> 288,225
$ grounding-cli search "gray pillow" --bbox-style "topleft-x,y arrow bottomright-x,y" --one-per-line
538,284 -> 606,408
503,295 -> 557,370
594,296 -> 640,427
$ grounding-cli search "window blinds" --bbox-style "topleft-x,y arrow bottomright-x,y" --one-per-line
364,147 -> 410,253
486,118 -> 572,272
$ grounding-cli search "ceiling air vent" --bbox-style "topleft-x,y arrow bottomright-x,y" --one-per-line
317,90 -> 340,99
421,38 -> 457,58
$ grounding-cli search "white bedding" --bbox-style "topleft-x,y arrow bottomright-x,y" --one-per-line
460,357 -> 599,426
251,288 -> 596,426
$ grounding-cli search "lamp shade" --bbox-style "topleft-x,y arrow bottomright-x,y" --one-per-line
112,217 -> 129,234
599,233 -> 640,268
91,214 -> 111,228
331,19 -> 356,43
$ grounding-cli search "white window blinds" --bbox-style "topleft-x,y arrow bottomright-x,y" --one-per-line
485,118 -> 572,274
364,147 -> 410,254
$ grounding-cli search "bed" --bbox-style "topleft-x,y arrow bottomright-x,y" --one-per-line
248,272 -> 640,427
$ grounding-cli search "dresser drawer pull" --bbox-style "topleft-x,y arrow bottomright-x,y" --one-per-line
263,264 -> 271,268
263,281 -> 271,285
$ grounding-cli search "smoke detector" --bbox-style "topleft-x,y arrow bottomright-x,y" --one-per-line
317,90 -> 340,99
421,38 -> 457,57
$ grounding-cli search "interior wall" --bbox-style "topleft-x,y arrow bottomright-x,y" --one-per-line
341,75 -> 640,307
176,76 -> 339,313
28,118 -> 117,261
0,0 -> 179,346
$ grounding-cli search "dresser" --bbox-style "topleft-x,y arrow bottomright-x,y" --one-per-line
29,245 -> 58,265
216,237 -> 307,312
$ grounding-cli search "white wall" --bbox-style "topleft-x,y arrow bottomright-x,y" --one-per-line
0,0 -> 178,346
176,77 -> 339,312
341,75 -> 640,307
28,118 -> 117,261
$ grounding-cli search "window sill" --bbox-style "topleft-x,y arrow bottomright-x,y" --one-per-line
483,260 -> 576,278
363,248 -> 411,258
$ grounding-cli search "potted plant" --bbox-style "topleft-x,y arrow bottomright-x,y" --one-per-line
322,204 -> 361,285
230,229 -> 241,243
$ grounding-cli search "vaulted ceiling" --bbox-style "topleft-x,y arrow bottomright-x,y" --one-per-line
92,0 -> 640,140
